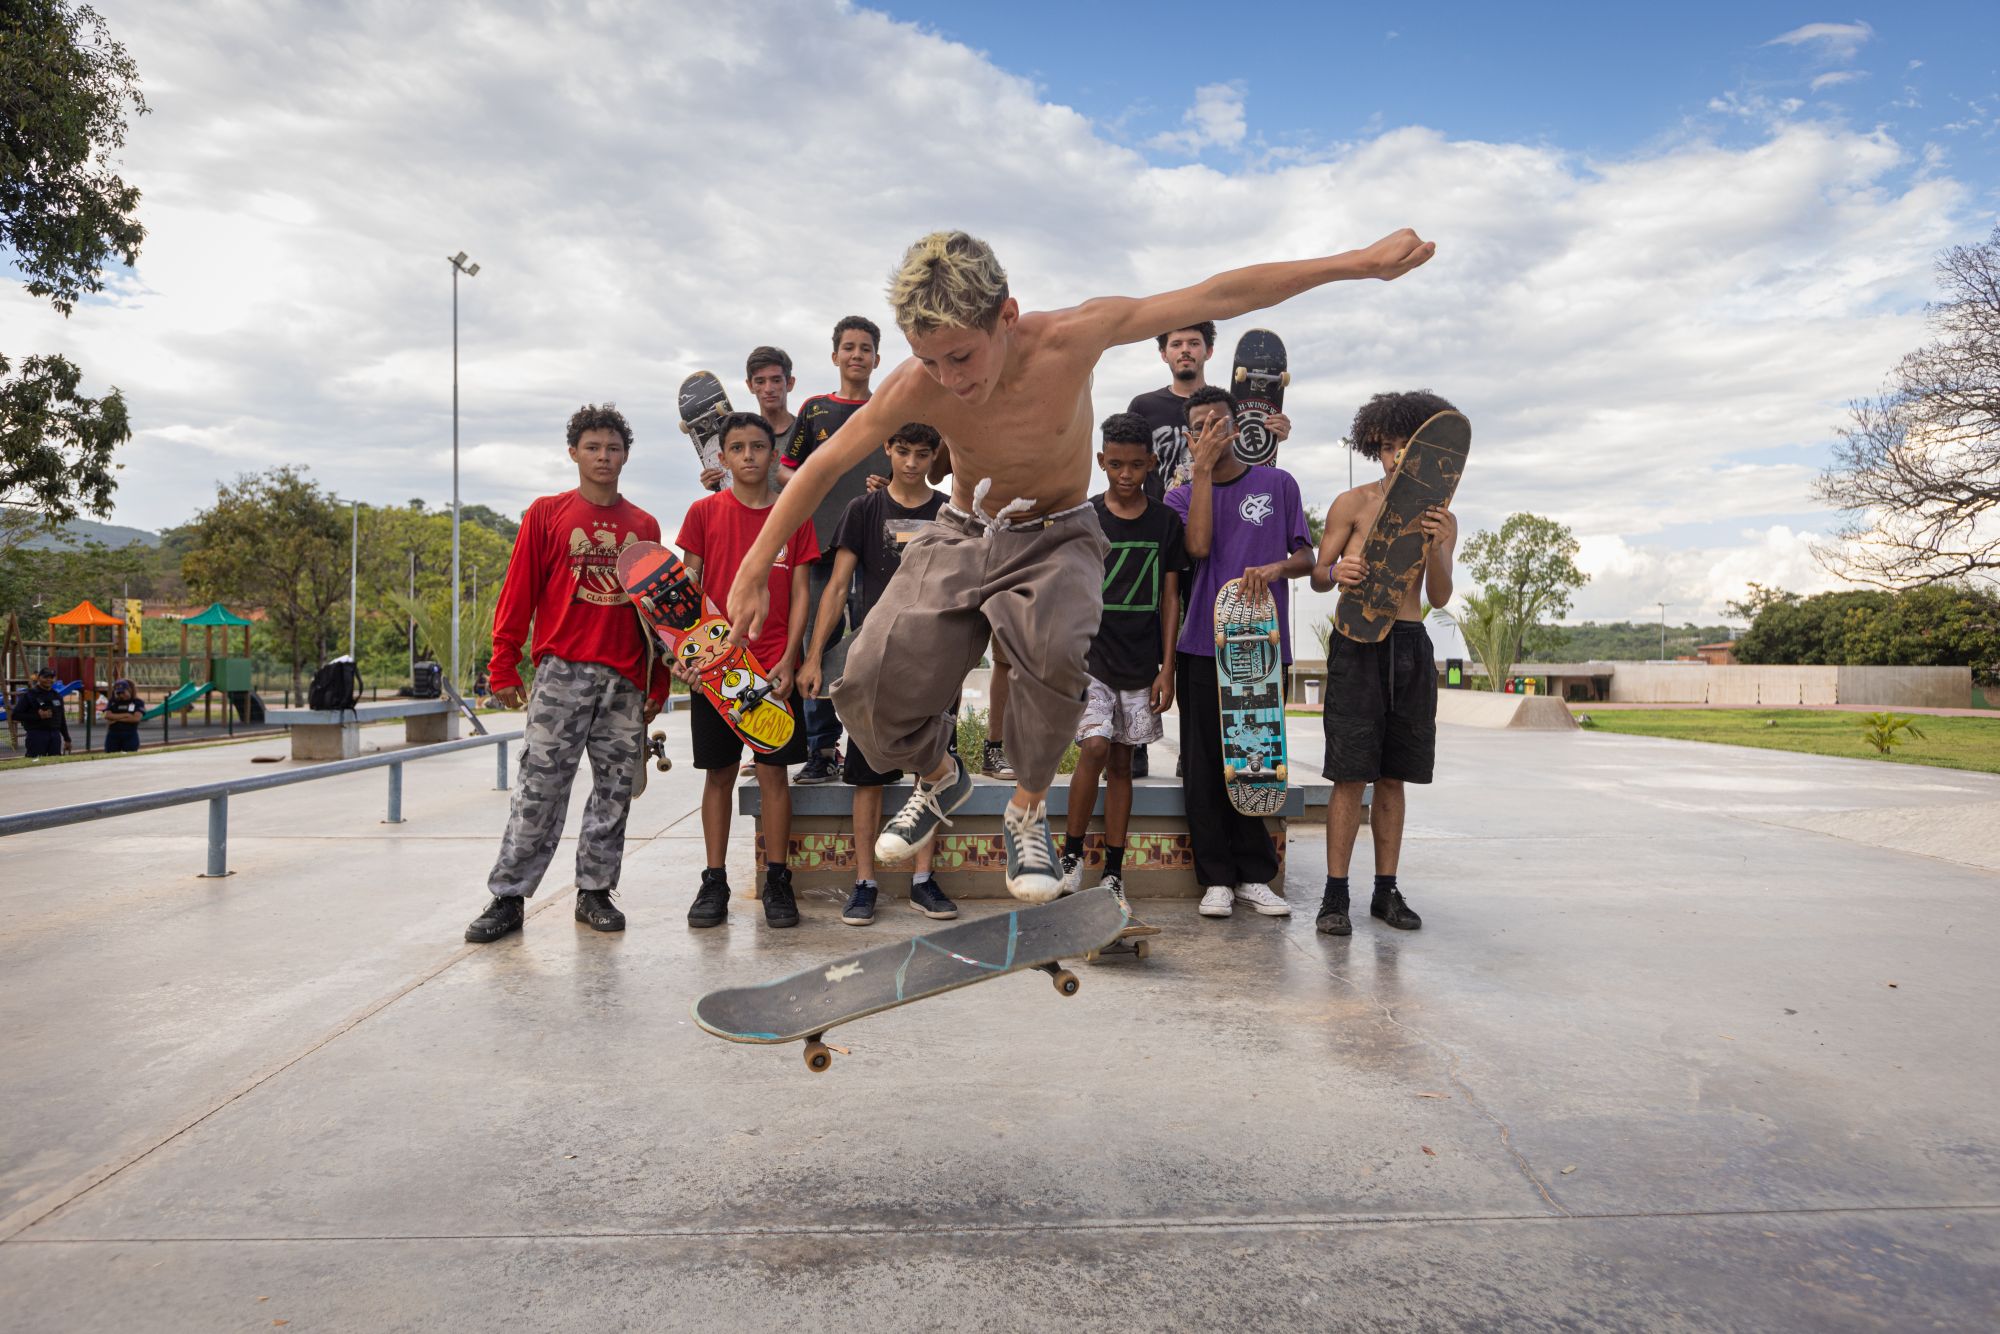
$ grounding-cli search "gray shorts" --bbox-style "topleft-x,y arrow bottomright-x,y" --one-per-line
1077,675 -> 1162,747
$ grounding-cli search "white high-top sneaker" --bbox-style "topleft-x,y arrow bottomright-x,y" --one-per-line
1233,882 -> 1291,916
1198,885 -> 1234,917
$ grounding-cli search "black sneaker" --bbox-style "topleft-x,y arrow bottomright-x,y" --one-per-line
465,894 -> 525,943
687,869 -> 730,928
575,888 -> 626,932
796,750 -> 841,785
980,740 -> 1015,780
763,866 -> 801,928
842,880 -> 878,925
910,875 -> 959,920
1316,900 -> 1353,936
1132,744 -> 1150,779
1372,888 -> 1422,931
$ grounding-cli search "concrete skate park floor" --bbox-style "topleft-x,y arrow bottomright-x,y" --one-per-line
2,715 -> 1996,1331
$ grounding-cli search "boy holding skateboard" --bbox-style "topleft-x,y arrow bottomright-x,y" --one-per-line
679,412 -> 819,929
465,404 -> 670,944
799,422 -> 960,926
1057,412 -> 1186,906
780,316 -> 887,786
1166,387 -> 1314,917
725,227 -> 1433,902
699,346 -> 799,493
1310,390 -> 1460,935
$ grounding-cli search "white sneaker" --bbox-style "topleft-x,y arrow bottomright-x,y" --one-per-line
1234,882 -> 1291,916
1198,885 -> 1234,917
1057,852 -> 1086,897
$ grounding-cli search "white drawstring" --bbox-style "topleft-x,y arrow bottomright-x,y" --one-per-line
969,477 -> 1038,535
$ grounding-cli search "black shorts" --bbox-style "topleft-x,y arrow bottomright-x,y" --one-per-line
843,706 -> 959,787
689,688 -> 808,770
1322,621 -> 1437,784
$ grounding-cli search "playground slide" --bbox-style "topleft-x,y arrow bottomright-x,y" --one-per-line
142,681 -> 215,722
233,690 -> 268,723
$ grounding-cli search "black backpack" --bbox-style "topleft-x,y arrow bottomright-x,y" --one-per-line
308,658 -> 363,712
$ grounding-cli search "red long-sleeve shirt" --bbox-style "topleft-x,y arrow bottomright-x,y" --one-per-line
490,490 -> 668,704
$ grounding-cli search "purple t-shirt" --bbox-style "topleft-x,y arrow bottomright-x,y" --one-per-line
1165,464 -> 1311,663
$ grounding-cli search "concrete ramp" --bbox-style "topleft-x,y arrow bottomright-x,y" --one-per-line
1437,690 -> 1578,730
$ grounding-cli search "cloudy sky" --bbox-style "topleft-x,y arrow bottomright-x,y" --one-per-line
6,1 -> 1998,627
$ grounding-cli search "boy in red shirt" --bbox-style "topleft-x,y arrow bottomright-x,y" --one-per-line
465,404 -> 670,944
679,413 -> 819,928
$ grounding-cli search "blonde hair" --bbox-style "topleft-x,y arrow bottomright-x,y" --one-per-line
887,231 -> 1010,334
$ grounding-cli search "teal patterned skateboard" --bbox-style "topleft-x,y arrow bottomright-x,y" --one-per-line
693,887 -> 1130,1072
1214,577 -> 1288,816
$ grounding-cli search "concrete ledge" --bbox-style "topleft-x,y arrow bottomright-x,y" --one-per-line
1437,691 -> 1577,730
267,700 -> 459,761
741,777 -> 1341,898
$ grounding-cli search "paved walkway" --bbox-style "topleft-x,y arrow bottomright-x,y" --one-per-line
1,715 -> 1997,1330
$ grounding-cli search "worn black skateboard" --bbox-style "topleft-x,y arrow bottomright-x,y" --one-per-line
1230,328 -> 1288,466
1334,410 -> 1471,644
677,370 -> 731,491
693,886 -> 1131,1072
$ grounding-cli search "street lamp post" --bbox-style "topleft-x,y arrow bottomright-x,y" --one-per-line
1657,601 -> 1670,660
449,251 -> 480,692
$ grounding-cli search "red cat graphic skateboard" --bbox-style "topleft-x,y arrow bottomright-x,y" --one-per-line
616,541 -> 793,752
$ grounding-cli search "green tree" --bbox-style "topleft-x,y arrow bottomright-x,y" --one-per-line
1,0 -> 147,548
355,502 -> 512,687
1458,513 -> 1589,682
181,467 -> 347,697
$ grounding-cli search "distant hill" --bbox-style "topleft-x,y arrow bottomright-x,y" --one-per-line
1523,620 -> 1738,662
17,518 -> 161,551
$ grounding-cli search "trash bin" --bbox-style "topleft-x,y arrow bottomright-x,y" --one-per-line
1304,677 -> 1323,706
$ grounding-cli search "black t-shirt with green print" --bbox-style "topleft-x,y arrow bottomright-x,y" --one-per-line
1086,493 -> 1189,690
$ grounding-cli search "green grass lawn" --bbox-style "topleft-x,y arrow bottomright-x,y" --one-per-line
1581,709 -> 2000,775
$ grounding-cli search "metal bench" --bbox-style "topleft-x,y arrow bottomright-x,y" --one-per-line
265,699 -> 459,761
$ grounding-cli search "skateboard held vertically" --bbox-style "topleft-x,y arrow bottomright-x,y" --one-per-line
693,886 -> 1131,1072
678,371 -> 732,491
616,541 -> 794,753
1214,578 -> 1288,816
1333,410 -> 1472,645
1230,329 -> 1288,467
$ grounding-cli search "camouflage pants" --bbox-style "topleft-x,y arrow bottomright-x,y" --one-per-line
487,656 -> 643,898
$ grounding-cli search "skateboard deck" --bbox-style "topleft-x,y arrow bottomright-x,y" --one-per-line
1230,328 -> 1288,467
616,541 -> 793,753
1333,410 -> 1472,645
693,886 -> 1131,1072
629,726 -> 672,799
677,370 -> 732,491
1214,578 -> 1288,816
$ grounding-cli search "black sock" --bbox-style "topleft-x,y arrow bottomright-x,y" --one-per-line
1064,834 -> 1085,859
766,861 -> 787,881
1373,873 -> 1397,903
1324,876 -> 1350,911
1104,845 -> 1125,878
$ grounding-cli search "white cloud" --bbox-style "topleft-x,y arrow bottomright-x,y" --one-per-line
1147,82 -> 1248,155
1765,20 -> 1875,60
1810,70 -> 1866,91
0,1 -> 1977,628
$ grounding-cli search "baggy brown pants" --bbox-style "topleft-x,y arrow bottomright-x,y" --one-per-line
833,504 -> 1107,793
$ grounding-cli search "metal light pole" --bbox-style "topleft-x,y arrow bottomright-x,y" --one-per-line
1657,601 -> 1670,660
448,251 -> 480,691
348,500 -> 360,658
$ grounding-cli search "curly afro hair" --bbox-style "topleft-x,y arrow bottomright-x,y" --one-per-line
1099,412 -> 1151,449
567,403 -> 634,450
1348,390 -> 1458,461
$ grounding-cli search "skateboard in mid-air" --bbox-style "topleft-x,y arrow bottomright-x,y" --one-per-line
678,370 -> 732,491
1214,577 -> 1288,816
1333,409 -> 1472,644
1230,328 -> 1288,467
693,886 -> 1131,1072
616,541 -> 794,752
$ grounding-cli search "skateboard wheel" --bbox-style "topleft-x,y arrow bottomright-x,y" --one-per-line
1223,763 -> 1236,783
1274,763 -> 1288,783
1133,939 -> 1151,960
1280,370 -> 1291,388
1214,630 -> 1226,650
1266,627 -> 1281,644
678,421 -> 692,434
803,1041 -> 833,1073
1234,366 -> 1247,384
655,757 -> 672,772
1052,969 -> 1079,997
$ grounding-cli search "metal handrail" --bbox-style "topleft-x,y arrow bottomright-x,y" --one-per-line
0,729 -> 522,877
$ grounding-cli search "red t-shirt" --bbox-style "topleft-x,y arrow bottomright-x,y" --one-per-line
675,488 -> 820,668
489,490 -> 666,702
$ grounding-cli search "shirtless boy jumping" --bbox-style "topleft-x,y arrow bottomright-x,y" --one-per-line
726,228 -> 1435,902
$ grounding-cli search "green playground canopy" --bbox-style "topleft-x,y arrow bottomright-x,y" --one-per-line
183,602 -> 253,627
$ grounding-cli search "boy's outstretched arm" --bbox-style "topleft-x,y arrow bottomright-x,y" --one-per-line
1073,229 -> 1435,352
